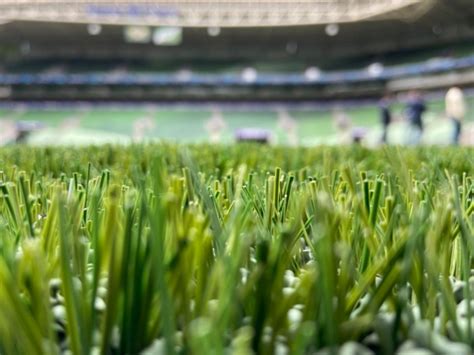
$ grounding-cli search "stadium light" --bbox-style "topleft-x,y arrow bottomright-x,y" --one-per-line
304,67 -> 321,81
124,26 -> 152,43
325,23 -> 339,36
153,27 -> 182,45
207,26 -> 221,37
242,67 -> 258,83
175,69 -> 193,82
368,62 -> 384,77
87,23 -> 102,36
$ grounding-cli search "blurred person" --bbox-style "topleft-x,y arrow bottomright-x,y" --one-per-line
378,93 -> 392,144
0,119 -> 18,145
405,90 -> 426,145
206,107 -> 226,143
60,114 -> 83,131
133,115 -> 155,142
445,87 -> 466,145
277,107 -> 298,145
332,107 -> 352,144
333,107 -> 351,132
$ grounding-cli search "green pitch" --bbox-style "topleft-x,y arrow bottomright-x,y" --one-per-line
0,96 -> 473,146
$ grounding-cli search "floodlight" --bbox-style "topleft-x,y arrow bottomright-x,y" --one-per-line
368,62 -> 384,77
207,27 -> 221,37
304,67 -> 321,81
87,23 -> 102,36
153,27 -> 182,45
176,69 -> 192,82
325,23 -> 339,36
242,67 -> 258,83
124,26 -> 152,43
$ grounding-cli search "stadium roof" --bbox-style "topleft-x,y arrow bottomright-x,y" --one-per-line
0,0 -> 473,66
0,0 -> 438,27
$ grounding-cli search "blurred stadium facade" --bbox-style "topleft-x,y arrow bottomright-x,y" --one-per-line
0,1 -> 473,145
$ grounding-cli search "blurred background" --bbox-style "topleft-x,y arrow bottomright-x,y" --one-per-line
0,0 -> 473,146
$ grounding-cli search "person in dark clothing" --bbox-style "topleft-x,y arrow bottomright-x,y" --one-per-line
406,91 -> 426,144
379,94 -> 392,144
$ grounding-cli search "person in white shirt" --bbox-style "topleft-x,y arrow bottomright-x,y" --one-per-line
445,87 -> 466,145
206,107 -> 226,143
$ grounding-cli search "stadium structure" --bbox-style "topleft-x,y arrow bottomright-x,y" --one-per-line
0,1 -> 451,27
0,0 -> 474,102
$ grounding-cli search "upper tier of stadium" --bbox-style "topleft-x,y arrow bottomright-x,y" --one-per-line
1,0 -> 473,64
0,0 -> 454,27
1,0 -> 474,100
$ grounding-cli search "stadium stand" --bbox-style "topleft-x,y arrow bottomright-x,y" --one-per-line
0,1 -> 473,145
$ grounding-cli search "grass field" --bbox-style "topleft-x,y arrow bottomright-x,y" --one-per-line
1,95 -> 473,146
0,144 -> 472,354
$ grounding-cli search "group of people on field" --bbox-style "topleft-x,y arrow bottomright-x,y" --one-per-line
379,87 -> 467,145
